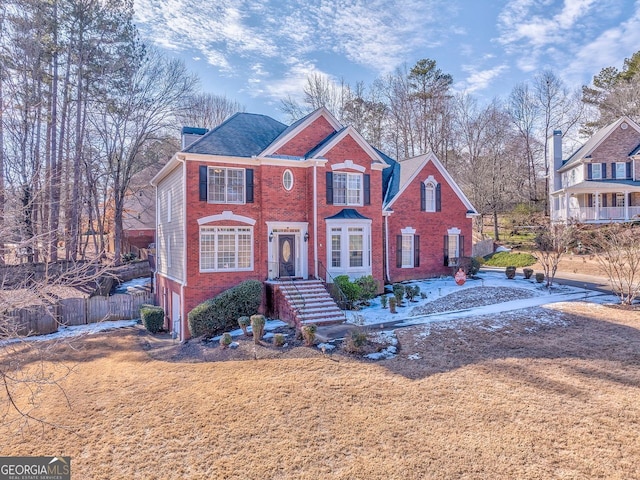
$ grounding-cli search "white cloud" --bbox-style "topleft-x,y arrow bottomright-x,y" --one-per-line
563,2 -> 640,86
461,65 -> 510,93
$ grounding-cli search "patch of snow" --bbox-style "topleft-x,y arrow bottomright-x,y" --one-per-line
495,245 -> 511,252
113,277 -> 151,294
0,319 -> 139,346
317,342 -> 336,351
345,271 -> 604,328
229,342 -> 239,349
366,346 -> 397,360
407,353 -> 421,360
212,319 -> 288,341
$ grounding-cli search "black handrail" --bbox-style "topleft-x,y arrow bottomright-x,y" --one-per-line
316,261 -> 350,310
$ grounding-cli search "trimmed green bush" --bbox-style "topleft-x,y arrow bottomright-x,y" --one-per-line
392,284 -> 405,306
334,275 -> 362,308
140,305 -> 164,333
219,332 -> 232,348
187,280 -> 263,338
251,314 -> 266,344
483,251 -> 536,268
355,275 -> 378,303
301,324 -> 317,346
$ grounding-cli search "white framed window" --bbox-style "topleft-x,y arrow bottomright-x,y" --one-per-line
424,182 -> 436,212
333,172 -> 362,206
331,228 -> 341,268
200,226 -> 253,272
348,227 -> 364,267
283,169 -> 294,191
591,163 -> 602,180
401,234 -> 414,268
616,162 -> 626,179
325,221 -> 372,277
208,167 -> 245,204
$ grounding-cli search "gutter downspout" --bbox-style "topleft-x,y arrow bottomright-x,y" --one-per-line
383,210 -> 391,283
313,161 -> 318,278
178,154 -> 187,342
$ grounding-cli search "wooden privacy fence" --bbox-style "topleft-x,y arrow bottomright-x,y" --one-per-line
7,291 -> 154,336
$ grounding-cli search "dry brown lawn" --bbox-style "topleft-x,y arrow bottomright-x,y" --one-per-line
2,295 -> 640,479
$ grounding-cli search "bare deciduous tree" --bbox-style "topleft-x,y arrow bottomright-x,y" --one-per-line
533,224 -> 573,288
587,224 -> 640,305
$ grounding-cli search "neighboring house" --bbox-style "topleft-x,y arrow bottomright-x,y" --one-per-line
151,108 -> 477,340
550,116 -> 640,224
123,164 -> 165,256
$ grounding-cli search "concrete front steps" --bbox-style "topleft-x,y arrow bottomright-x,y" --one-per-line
275,279 -> 345,327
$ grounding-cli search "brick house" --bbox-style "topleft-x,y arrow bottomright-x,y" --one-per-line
550,116 -> 640,223
151,108 -> 477,340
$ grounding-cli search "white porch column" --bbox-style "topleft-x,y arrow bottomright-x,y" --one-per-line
565,192 -> 570,221
625,191 -> 630,221
595,191 -> 600,221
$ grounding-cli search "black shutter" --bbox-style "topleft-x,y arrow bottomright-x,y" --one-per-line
612,194 -> 617,207
612,164 -> 617,179
602,164 -> 607,179
627,161 -> 632,179
435,184 -> 442,212
326,172 -> 333,204
443,235 -> 449,266
414,235 -> 420,267
603,194 -> 608,207
587,194 -> 593,208
245,168 -> 254,203
459,235 -> 464,258
396,235 -> 403,268
587,164 -> 592,180
420,183 -> 426,211
199,166 -> 208,201
364,174 -> 370,205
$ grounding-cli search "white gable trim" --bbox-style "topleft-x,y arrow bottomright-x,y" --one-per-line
197,211 -> 256,226
583,116 -> 640,160
259,107 -> 342,157
385,151 -> 477,214
331,160 -> 366,173
311,126 -> 387,166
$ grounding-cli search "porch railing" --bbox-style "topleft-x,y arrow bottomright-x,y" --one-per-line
556,206 -> 640,222
316,261 -> 350,310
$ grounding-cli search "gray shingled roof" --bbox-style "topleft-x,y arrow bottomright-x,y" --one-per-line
184,113 -> 287,157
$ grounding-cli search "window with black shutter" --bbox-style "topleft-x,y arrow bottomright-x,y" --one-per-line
414,235 -> 420,267
245,169 -> 254,203
326,172 -> 333,204
396,235 -> 403,268
199,166 -> 208,201
435,184 -> 442,212
364,174 -> 370,205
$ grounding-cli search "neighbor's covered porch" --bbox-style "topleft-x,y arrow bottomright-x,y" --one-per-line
551,188 -> 640,223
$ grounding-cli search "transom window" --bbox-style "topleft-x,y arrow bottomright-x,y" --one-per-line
591,163 -> 602,180
208,167 -> 245,204
200,226 -> 253,271
333,172 -> 362,206
283,169 -> 294,191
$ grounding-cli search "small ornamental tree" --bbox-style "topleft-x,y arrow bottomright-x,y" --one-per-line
533,224 -> 573,288
588,224 -> 640,305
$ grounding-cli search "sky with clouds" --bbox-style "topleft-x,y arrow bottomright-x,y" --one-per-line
133,0 -> 640,121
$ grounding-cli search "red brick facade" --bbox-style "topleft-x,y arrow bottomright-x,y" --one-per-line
155,109 -> 475,339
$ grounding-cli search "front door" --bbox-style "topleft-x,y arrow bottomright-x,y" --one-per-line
278,235 -> 296,277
